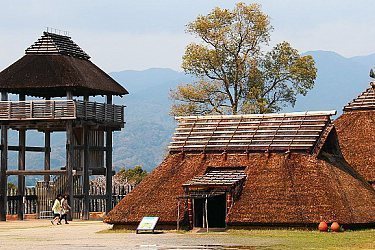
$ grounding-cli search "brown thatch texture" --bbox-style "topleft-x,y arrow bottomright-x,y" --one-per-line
104,152 -> 375,226
335,110 -> 375,182
0,54 -> 128,97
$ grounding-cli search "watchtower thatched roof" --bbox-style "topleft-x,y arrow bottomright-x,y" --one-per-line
105,111 -> 375,228
0,31 -> 128,97
335,83 -> 375,183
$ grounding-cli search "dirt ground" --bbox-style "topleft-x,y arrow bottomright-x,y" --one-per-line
0,220 -> 276,249
0,220 -> 374,249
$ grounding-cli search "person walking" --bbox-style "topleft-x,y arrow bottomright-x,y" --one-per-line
51,194 -> 62,225
59,194 -> 71,224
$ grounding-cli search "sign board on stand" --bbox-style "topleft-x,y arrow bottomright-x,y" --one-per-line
136,217 -> 159,234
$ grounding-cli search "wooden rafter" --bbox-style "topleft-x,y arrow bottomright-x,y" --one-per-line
169,111 -> 336,153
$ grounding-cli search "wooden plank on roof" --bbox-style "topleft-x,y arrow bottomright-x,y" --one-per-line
179,119 -> 328,126
343,86 -> 375,111
169,111 -> 334,153
176,110 -> 336,120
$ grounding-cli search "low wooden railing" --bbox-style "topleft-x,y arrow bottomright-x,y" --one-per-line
75,101 -> 124,124
0,100 -> 124,124
0,100 -> 76,120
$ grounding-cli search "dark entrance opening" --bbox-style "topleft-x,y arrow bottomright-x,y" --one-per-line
194,198 -> 204,228
193,194 -> 226,228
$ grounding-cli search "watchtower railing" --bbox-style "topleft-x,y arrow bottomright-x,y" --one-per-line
0,100 -> 124,124
0,100 -> 76,120
75,101 -> 124,124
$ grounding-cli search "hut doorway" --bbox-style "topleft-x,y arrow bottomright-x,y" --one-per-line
193,195 -> 226,228
183,167 -> 246,230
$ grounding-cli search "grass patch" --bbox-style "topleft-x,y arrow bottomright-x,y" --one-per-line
225,229 -> 375,249
95,227 -> 375,249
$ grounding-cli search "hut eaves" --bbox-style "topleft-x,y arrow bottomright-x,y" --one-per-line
183,168 -> 246,187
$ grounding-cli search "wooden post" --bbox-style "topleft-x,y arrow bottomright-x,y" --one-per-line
0,92 -> 8,221
177,199 -> 180,231
187,198 -> 193,229
82,125 -> 90,220
17,131 -> 25,220
66,91 -> 74,220
82,95 -> 90,220
205,196 -> 209,232
226,192 -> 232,214
17,94 -> 26,220
44,97 -> 50,183
44,131 -> 50,183
105,95 -> 113,214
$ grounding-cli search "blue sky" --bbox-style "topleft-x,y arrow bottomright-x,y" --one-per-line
0,0 -> 374,72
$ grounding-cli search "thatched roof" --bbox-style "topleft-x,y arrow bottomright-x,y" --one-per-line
335,84 -> 375,182
169,111 -> 336,154
105,111 -> 375,227
0,32 -> 128,97
343,84 -> 375,111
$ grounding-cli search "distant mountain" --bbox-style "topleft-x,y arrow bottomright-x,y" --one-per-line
292,51 -> 373,115
110,52 -> 374,172
4,51 -> 375,185
109,68 -> 193,171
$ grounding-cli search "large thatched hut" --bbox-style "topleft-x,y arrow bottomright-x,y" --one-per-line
335,82 -> 375,188
105,111 -> 375,229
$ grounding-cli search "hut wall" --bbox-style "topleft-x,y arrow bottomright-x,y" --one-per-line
335,111 -> 375,182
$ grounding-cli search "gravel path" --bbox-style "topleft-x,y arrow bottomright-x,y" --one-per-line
0,220 -> 283,249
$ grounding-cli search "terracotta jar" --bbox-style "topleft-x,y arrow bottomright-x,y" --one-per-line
318,221 -> 328,232
331,222 -> 340,232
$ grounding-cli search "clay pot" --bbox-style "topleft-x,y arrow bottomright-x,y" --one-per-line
331,222 -> 340,232
318,221 -> 328,232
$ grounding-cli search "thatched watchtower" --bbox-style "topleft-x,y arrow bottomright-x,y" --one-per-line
105,111 -> 375,229
0,30 -> 128,221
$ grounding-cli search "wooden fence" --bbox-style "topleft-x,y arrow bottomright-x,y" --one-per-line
89,183 -> 134,212
6,187 -> 37,215
6,182 -> 134,217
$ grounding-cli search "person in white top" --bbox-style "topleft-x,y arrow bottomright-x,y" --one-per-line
59,194 -> 71,224
51,194 -> 62,225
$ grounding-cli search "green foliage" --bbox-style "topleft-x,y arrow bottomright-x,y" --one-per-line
7,182 -> 17,190
116,165 -> 148,185
171,2 -> 317,115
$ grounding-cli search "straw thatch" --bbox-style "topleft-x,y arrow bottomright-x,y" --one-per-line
105,111 -> 375,228
334,83 -> 375,183
335,84 -> 375,183
105,151 -> 375,227
0,32 -> 128,97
